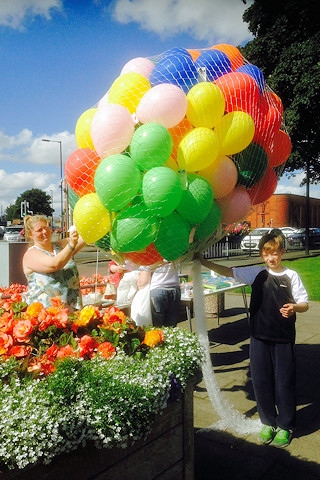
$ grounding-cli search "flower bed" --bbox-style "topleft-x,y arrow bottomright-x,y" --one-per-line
0,292 -> 204,473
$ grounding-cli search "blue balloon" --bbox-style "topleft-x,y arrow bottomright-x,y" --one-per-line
236,64 -> 265,93
149,48 -> 198,93
195,49 -> 232,82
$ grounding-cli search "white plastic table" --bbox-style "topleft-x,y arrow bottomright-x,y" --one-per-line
181,283 -> 249,331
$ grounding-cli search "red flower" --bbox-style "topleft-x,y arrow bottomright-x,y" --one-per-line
79,335 -> 98,358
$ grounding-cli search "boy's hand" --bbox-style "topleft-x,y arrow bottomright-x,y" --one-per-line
280,303 -> 295,318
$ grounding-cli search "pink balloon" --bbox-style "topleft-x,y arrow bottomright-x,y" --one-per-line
218,186 -> 252,224
121,57 -> 155,78
199,156 -> 238,199
91,104 -> 135,158
136,84 -> 188,128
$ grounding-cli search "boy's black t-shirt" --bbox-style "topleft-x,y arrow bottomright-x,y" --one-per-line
250,270 -> 296,343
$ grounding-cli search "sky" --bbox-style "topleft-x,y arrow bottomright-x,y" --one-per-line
0,0 -> 316,219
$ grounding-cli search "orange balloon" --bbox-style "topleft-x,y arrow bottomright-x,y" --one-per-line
211,44 -> 244,70
168,117 -> 193,160
268,130 -> 292,167
187,49 -> 201,61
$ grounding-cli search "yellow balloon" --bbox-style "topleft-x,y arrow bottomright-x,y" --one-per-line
75,108 -> 97,150
177,127 -> 220,172
198,155 -> 238,199
186,82 -> 225,128
215,111 -> 255,156
73,193 -> 111,244
108,72 -> 151,114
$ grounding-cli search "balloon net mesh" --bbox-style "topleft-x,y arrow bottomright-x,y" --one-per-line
66,44 -> 291,268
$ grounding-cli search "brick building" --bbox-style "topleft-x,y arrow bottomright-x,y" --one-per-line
245,193 -> 320,229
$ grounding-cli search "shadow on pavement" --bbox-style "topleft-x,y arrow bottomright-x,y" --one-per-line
194,428 -> 320,480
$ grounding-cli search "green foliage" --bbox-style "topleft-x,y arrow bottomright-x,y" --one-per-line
282,255 -> 320,301
236,255 -> 320,301
5,188 -> 53,221
241,0 -> 320,181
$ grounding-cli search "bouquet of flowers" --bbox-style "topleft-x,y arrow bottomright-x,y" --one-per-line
0,293 -> 204,470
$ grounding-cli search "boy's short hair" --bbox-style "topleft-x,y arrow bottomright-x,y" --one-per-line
259,230 -> 285,254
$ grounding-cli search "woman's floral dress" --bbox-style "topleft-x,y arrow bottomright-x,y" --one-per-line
24,243 -> 82,310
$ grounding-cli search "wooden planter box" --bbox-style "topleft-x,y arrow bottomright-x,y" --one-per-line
0,383 -> 195,480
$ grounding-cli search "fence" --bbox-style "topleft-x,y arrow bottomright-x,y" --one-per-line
203,238 -> 244,259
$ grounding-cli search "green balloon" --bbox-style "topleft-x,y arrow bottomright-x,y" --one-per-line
154,211 -> 190,261
67,186 -> 79,210
233,142 -> 268,188
176,173 -> 213,225
95,233 -> 111,252
194,201 -> 222,241
130,122 -> 173,170
142,166 -> 182,217
94,154 -> 142,211
110,200 -> 159,252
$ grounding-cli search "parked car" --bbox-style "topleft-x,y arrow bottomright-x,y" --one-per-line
240,227 -> 291,253
3,225 -> 25,242
287,228 -> 320,250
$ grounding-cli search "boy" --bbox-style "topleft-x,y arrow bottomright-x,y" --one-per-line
199,231 -> 308,447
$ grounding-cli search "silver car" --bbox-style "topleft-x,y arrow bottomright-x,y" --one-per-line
3,225 -> 25,242
240,227 -> 290,252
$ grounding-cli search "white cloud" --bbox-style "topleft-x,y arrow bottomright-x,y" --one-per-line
0,0 -> 62,29
276,172 -> 320,199
113,0 -> 253,45
0,129 -> 76,214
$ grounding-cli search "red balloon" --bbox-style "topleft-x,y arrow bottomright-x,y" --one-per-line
215,72 -> 260,117
248,168 -> 278,205
125,243 -> 163,266
65,148 -> 101,196
267,130 -> 292,167
253,101 -> 282,152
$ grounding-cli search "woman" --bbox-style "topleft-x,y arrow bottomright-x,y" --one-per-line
22,215 -> 85,310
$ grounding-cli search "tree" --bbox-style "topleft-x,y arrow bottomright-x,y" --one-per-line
241,0 -> 320,182
5,189 -> 53,222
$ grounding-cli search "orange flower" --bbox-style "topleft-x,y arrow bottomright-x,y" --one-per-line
56,344 -> 78,359
53,309 -> 70,329
143,329 -> 164,348
0,312 -> 14,334
0,333 -> 13,355
13,319 -> 33,343
8,345 -> 32,358
102,306 -> 127,326
96,341 -> 116,359
38,311 -> 55,331
26,302 -> 44,318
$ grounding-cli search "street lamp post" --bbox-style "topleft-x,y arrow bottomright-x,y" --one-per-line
42,139 -> 64,237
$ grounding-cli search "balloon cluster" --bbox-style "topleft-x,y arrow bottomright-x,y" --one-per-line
66,44 -> 291,267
